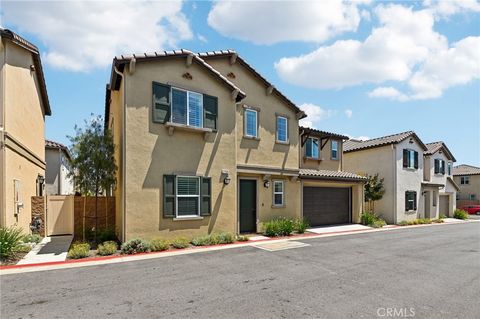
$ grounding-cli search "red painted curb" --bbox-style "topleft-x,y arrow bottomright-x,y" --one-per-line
0,221 -> 466,271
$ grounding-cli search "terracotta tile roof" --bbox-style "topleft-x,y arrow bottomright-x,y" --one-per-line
453,164 -> 480,176
424,141 -> 456,161
45,139 -> 71,159
110,49 -> 245,100
0,29 -> 51,116
300,126 -> 349,140
198,50 -> 306,118
299,169 -> 367,181
343,131 -> 427,153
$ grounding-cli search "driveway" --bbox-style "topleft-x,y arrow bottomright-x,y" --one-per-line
1,223 -> 479,319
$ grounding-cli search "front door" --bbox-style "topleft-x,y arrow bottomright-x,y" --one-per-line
239,179 -> 256,233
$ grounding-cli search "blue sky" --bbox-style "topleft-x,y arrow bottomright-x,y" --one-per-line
2,1 -> 479,165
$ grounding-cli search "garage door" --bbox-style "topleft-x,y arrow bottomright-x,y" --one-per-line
303,187 -> 351,226
439,195 -> 449,217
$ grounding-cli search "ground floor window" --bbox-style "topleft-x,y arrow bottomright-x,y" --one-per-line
163,175 -> 211,218
177,176 -> 200,217
405,191 -> 417,211
273,180 -> 284,206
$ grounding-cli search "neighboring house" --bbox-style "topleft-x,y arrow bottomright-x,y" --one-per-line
0,29 -> 51,233
453,164 -> 480,205
298,127 -> 366,226
344,131 -> 452,224
45,140 -> 74,195
105,49 -> 306,241
423,141 -> 458,217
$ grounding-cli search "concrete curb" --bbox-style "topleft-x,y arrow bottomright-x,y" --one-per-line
1,219 -> 476,275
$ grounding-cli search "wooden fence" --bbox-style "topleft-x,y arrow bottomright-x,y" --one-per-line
74,196 -> 115,241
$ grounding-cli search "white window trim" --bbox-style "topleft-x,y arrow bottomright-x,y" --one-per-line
306,137 -> 319,159
175,176 -> 201,218
461,176 -> 470,185
331,140 -> 339,160
244,109 -> 258,138
171,87 -> 203,128
273,180 -> 284,207
276,116 -> 288,143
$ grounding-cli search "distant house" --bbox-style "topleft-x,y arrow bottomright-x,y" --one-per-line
453,164 -> 480,205
45,140 -> 74,195
0,29 -> 51,233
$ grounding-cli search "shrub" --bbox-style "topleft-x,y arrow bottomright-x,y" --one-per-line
439,214 -> 447,219
0,226 -> 24,259
453,209 -> 469,220
417,218 -> 432,225
213,232 -> 235,244
121,238 -> 149,254
23,234 -> 42,244
294,218 -> 309,234
263,217 -> 295,237
68,242 -> 90,259
14,244 -> 33,253
398,220 -> 409,226
191,235 -> 214,246
372,220 -> 386,228
432,218 -> 444,223
149,238 -> 170,252
171,237 -> 190,249
97,241 -> 117,256
236,235 -> 249,242
98,227 -> 117,243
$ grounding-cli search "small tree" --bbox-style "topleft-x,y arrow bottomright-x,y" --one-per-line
364,174 -> 385,213
68,114 -> 116,242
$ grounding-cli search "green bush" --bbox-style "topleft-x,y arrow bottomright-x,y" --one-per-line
149,238 -> 170,252
236,235 -> 249,242
372,220 -> 386,228
14,244 -> 33,253
361,211 -> 386,228
23,234 -> 42,244
97,241 -> 117,256
294,218 -> 309,234
398,220 -> 409,226
121,238 -> 149,254
453,209 -> 469,220
191,235 -> 214,246
98,227 -> 117,243
0,226 -> 24,259
171,237 -> 190,249
68,242 -> 90,259
417,218 -> 432,225
439,214 -> 447,219
213,232 -> 236,244
263,217 -> 295,237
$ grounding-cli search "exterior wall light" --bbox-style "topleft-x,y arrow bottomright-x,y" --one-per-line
222,169 -> 231,185
263,180 -> 270,188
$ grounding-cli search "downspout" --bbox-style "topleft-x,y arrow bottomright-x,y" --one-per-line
392,144 -> 397,223
58,148 -> 62,195
113,66 -> 126,242
0,40 -> 7,227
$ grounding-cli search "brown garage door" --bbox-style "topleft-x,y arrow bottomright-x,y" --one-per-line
303,187 -> 351,226
439,195 -> 450,217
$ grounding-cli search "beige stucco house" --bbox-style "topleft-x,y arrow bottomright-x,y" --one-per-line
0,29 -> 51,233
45,140 -> 74,195
453,164 -> 480,205
344,132 -> 457,224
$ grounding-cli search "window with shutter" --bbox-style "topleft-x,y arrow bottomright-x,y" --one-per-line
153,82 -> 171,123
163,175 -> 176,217
203,95 -> 218,130
176,176 -> 200,217
405,191 -> 417,211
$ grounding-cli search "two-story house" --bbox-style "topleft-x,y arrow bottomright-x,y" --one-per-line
344,131 -> 431,224
105,50 -> 305,241
298,127 -> 366,226
453,164 -> 480,206
0,29 -> 51,233
423,141 -> 458,217
45,140 -> 74,195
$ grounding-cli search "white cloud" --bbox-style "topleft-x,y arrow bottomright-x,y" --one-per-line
1,1 -> 192,71
198,34 -> 208,43
275,4 -> 480,100
345,109 -> 353,118
207,0 -> 364,45
345,134 -> 370,141
299,103 -> 334,128
424,0 -> 480,17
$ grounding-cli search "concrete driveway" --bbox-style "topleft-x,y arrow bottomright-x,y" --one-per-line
1,223 -> 479,319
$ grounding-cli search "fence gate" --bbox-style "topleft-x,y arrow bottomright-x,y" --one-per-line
46,195 -> 74,236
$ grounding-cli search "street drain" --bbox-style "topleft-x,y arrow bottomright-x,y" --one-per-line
253,241 -> 310,252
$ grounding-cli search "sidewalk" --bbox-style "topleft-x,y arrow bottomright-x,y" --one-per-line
17,235 -> 73,265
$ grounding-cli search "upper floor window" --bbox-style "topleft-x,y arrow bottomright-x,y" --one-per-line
152,82 -> 217,130
331,140 -> 339,160
447,162 -> 452,175
244,109 -> 258,137
276,116 -> 288,143
434,159 -> 445,175
403,149 -> 418,169
273,180 -> 284,206
460,176 -> 470,185
305,137 -> 319,159
405,191 -> 417,211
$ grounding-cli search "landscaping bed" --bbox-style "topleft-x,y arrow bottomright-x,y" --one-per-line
0,227 -> 42,266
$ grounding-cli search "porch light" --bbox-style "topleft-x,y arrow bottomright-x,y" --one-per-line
224,175 -> 231,185
263,180 -> 270,188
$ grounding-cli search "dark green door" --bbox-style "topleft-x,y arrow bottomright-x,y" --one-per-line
240,179 -> 256,233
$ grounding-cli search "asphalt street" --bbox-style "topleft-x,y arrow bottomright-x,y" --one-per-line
1,222 -> 479,319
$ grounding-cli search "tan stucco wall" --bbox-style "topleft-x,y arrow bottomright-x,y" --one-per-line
300,137 -> 343,171
301,179 -> 364,224
121,59 -> 238,241
454,174 -> 480,201
1,40 -> 46,232
344,145 -> 395,222
205,58 -> 300,171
